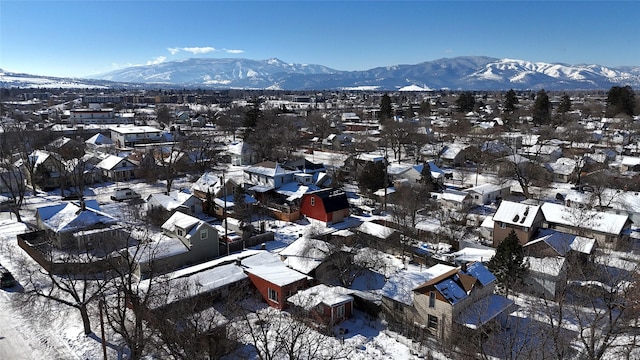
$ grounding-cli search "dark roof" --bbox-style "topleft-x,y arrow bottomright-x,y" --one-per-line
309,189 -> 349,213
281,159 -> 325,171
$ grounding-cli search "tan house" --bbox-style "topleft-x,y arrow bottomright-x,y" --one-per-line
381,262 -> 513,341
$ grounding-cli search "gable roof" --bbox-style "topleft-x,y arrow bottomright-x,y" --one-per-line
242,251 -> 310,287
36,201 -> 118,233
279,237 -> 332,275
380,264 -> 456,305
492,200 -> 542,228
540,202 -> 628,235
525,229 -> 596,256
96,155 -> 136,170
161,211 -> 203,236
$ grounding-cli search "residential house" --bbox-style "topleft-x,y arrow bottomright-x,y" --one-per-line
322,134 -> 353,151
437,189 -> 473,211
356,221 -> 402,255
35,200 -> 121,249
279,237 -> 334,277
492,201 -> 544,246
24,150 -> 65,189
545,158 -> 578,183
226,141 -> 258,166
95,155 -> 138,182
300,189 -> 350,225
564,188 -> 640,225
464,183 -> 510,206
540,202 -> 631,249
191,172 -> 238,200
146,190 -> 204,217
85,133 -> 115,153
620,156 -> 640,172
439,143 -> 471,167
288,284 -> 354,326
130,211 -> 220,278
381,262 -> 513,341
242,251 -> 311,310
523,256 -> 568,299
109,125 -> 164,148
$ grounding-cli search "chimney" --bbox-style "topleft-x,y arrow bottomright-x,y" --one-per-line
461,262 -> 468,273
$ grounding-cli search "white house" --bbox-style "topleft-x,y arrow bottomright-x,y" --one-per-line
465,183 -> 511,206
109,125 -> 164,148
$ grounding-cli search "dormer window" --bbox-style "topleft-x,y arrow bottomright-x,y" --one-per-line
177,229 -> 184,236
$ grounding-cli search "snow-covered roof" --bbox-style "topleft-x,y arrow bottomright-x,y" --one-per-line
109,125 -> 162,134
456,294 -> 514,330
492,200 -> 541,228
279,237 -> 332,275
465,183 -> 508,195
36,201 -> 118,233
213,194 -> 257,209
287,284 -> 353,309
439,189 -> 470,203
546,157 -> 577,175
96,155 -> 133,170
541,202 -> 628,235
526,229 -> 596,256
85,133 -> 113,146
380,264 -> 455,305
357,221 -> 397,239
128,233 -> 190,263
242,251 -> 310,287
451,247 -> 495,263
276,181 -> 321,201
161,211 -> 203,236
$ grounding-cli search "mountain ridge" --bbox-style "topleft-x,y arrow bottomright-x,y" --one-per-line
2,56 -> 639,90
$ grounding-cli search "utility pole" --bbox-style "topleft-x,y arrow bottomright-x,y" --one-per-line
222,170 -> 229,256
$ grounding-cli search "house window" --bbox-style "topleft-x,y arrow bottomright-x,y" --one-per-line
475,195 -> 479,199
429,292 -> 436,308
499,222 -> 506,229
177,229 -> 184,236
336,304 -> 345,318
201,228 -> 208,240
310,197 -> 315,206
428,315 -> 438,330
268,288 -> 278,303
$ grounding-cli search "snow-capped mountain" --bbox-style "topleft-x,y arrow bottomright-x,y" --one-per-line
3,57 -> 640,90
92,58 -> 340,87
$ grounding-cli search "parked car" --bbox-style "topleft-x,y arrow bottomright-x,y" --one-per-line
111,188 -> 141,201
0,264 -> 16,288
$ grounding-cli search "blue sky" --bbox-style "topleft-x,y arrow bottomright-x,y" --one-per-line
1,1 -> 638,78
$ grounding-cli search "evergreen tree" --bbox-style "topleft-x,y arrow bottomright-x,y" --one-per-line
532,89 -> 551,125
379,94 -> 393,122
418,100 -> 431,116
455,91 -> 475,113
606,85 -> 636,117
233,184 -> 250,222
358,160 -> 387,195
557,93 -> 572,114
487,230 -> 527,297
244,98 -> 262,128
503,89 -> 519,113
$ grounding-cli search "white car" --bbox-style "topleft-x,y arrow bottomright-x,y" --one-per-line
110,188 -> 141,201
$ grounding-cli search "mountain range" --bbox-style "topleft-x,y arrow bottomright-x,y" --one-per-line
2,56 -> 640,90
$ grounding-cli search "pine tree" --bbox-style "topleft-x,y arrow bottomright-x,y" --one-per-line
455,91 -> 475,113
358,160 -> 387,195
233,184 -> 249,222
532,89 -> 551,125
379,94 -> 393,122
418,100 -> 431,116
606,85 -> 636,117
503,89 -> 519,113
487,230 -> 527,297
557,94 -> 572,114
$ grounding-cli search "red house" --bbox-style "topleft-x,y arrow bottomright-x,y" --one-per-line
242,252 -> 310,310
300,189 -> 350,225
288,284 -> 354,325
